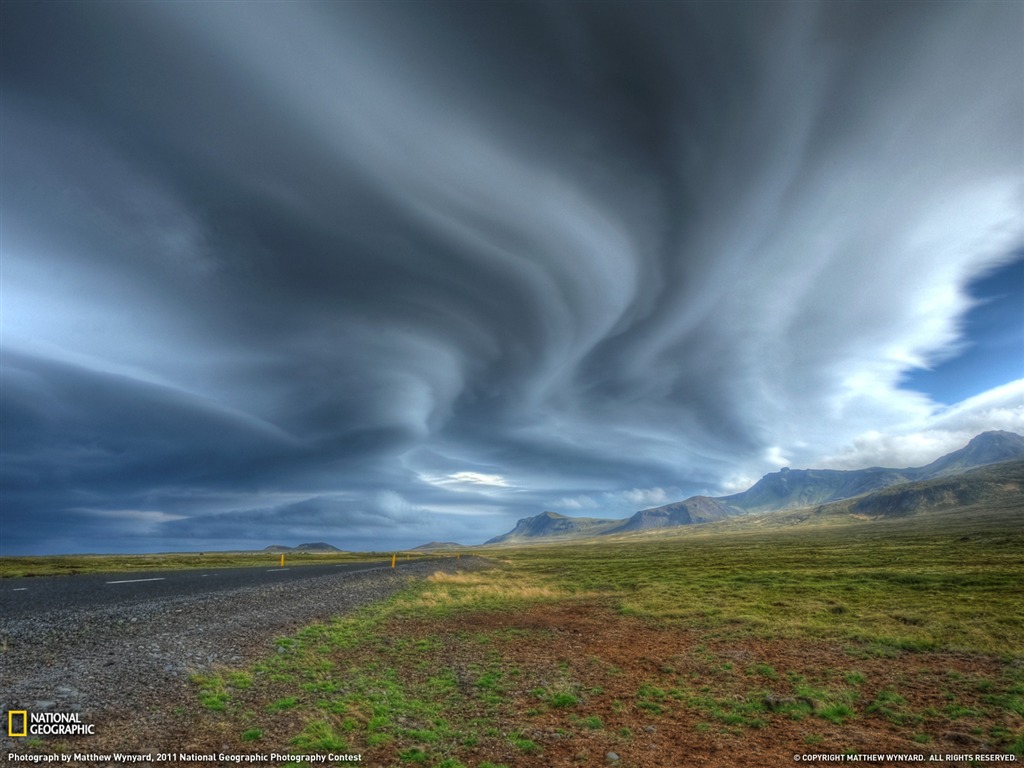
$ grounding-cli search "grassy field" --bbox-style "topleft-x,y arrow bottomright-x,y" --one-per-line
118,499 -> 1022,767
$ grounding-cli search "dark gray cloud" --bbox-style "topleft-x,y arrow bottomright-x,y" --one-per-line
2,2 -> 1022,553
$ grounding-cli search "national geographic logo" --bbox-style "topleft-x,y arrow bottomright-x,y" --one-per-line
8,711 -> 27,737
7,710 -> 95,736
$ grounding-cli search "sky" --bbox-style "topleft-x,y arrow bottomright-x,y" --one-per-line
1,2 -> 1022,555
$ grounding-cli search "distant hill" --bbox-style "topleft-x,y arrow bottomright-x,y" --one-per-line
607,496 -> 743,534
487,497 -> 744,544
485,511 -> 621,544
720,431 -> 1024,513
758,459 -> 1024,527
848,459 -> 1024,518
718,466 -> 915,513
412,541 -> 467,551
483,431 -> 1024,544
263,542 -> 343,553
618,459 -> 1024,539
295,542 -> 342,552
915,430 -> 1024,479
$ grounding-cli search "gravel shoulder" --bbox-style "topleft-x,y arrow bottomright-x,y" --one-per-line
0,556 -> 494,753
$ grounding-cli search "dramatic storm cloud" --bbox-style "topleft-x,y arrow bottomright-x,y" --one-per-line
2,2 -> 1022,553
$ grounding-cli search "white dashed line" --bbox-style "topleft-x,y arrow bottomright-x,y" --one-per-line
12,587 -> 28,591
266,568 -> 290,572
105,577 -> 166,585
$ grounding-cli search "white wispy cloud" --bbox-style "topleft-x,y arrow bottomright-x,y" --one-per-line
75,509 -> 187,524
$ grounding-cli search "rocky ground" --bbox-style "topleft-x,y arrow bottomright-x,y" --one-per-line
0,557 -> 492,757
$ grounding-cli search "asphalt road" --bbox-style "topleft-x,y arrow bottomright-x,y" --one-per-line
0,559 -> 400,618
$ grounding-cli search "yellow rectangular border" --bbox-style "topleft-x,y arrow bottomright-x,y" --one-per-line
8,710 -> 27,737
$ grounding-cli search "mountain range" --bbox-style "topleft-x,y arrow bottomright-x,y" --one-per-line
484,431 -> 1024,544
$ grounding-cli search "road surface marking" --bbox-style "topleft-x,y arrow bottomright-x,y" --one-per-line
12,587 -> 28,591
105,577 -> 166,584
266,568 -> 290,572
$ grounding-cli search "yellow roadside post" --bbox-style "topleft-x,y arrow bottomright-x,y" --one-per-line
281,554 -> 285,567
391,553 -> 396,569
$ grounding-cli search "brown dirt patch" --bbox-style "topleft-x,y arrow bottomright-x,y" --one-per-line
385,601 -> 1020,767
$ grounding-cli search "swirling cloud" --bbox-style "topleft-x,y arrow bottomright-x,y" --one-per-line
1,2 -> 1020,552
